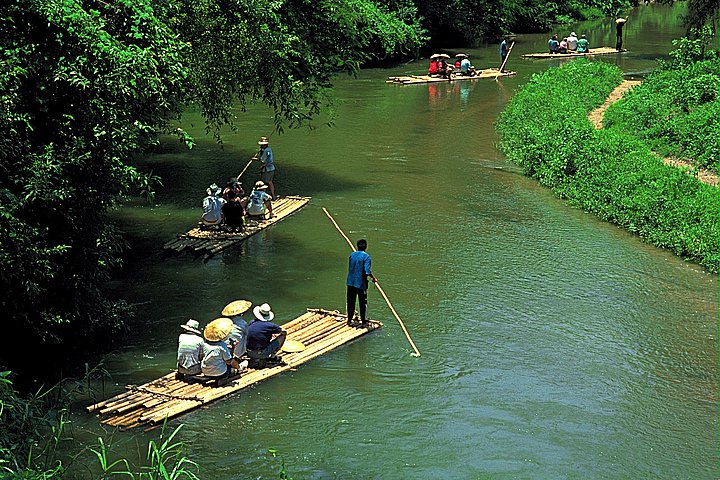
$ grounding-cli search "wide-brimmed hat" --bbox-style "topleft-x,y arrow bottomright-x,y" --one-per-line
570,32 -> 577,36
455,53 -> 468,58
258,136 -> 269,145
204,317 -> 234,341
254,181 -> 268,190
253,303 -> 275,321
615,17 -> 626,23
181,319 -> 201,335
222,299 -> 252,317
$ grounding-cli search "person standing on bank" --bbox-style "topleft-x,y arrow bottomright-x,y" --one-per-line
346,239 -> 377,327
615,16 -> 628,51
253,137 -> 276,198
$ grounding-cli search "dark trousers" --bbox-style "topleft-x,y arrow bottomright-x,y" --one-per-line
346,285 -> 367,323
616,35 -> 623,50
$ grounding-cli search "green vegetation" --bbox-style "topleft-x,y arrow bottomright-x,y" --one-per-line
497,56 -> 719,272
603,26 -> 719,172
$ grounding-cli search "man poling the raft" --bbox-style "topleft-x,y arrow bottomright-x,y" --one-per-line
322,207 -> 421,357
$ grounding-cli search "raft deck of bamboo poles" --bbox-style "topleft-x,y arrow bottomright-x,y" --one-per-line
521,47 -> 626,59
386,68 -> 516,85
163,195 -> 310,256
87,309 -> 381,430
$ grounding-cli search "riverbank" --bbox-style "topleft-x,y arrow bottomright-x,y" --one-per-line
496,59 -> 718,273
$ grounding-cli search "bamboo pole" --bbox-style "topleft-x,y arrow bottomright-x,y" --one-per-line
321,207 -> 421,357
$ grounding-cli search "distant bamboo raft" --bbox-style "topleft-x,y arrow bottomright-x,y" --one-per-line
521,47 -> 627,59
163,196 -> 310,256
386,68 -> 516,85
87,308 -> 382,430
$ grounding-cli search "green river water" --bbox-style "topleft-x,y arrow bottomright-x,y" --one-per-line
76,4 -> 718,478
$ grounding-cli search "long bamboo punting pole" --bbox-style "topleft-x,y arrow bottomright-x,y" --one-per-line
321,207 -> 421,357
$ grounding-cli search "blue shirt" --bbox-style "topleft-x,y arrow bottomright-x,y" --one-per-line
500,40 -> 508,57
247,189 -> 271,215
260,147 -> 275,172
247,319 -> 283,350
347,250 -> 372,291
460,58 -> 471,72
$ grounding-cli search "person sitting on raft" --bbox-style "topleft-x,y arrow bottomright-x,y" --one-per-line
458,55 -> 476,76
201,317 -> 238,385
222,299 -> 252,361
201,183 -> 225,227
221,178 -> 246,231
559,37 -> 568,54
548,34 -> 560,54
246,303 -> 287,368
176,319 -> 204,380
242,181 -> 273,218
428,58 -> 439,76
576,34 -> 590,53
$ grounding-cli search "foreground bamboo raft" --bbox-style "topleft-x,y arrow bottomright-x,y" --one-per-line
386,68 -> 516,85
163,195 -> 310,256
521,47 -> 627,59
87,309 -> 382,430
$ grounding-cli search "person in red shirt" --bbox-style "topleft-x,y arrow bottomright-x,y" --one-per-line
428,58 -> 439,76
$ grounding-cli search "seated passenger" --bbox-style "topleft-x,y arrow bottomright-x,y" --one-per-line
222,180 -> 246,231
176,319 -> 204,379
201,317 -> 236,384
246,303 -> 287,367
221,299 -> 252,361
559,37 -> 568,54
428,59 -> 439,76
548,34 -> 560,54
201,184 -> 225,226
242,181 -> 273,218
460,57 -> 476,76
576,34 -> 590,53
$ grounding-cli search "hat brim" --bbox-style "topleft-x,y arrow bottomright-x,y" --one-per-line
281,340 -> 306,353
222,300 -> 253,316
204,317 -> 234,341
180,325 -> 202,335
253,305 -> 275,321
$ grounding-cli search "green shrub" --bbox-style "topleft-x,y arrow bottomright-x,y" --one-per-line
497,58 -> 719,273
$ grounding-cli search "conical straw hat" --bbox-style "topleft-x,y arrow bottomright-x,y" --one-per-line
281,339 -> 306,353
221,300 -> 252,317
204,317 -> 234,342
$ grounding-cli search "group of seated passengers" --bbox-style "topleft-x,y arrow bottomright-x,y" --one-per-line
428,54 -> 477,78
177,301 -> 287,386
548,32 -> 590,54
201,179 -> 274,231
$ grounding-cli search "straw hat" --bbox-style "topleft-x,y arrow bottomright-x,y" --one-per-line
258,136 -> 269,145
222,299 -> 252,317
281,339 -> 306,353
570,32 -> 576,36
204,317 -> 234,341
615,17 -> 627,24
254,181 -> 268,190
253,303 -> 275,321
180,319 -> 201,335
207,183 -> 221,196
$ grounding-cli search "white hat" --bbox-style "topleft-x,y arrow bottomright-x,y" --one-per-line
207,183 -> 221,196
181,319 -> 201,335
254,181 -> 268,190
253,303 -> 275,321
258,136 -> 269,145
571,32 -> 576,36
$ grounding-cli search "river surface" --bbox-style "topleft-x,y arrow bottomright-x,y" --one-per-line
76,4 -> 718,479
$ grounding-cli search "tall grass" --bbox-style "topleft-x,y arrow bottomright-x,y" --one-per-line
496,58 -> 718,272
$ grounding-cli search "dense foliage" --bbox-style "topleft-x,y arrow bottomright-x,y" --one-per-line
497,59 -> 719,272
603,26 -> 719,172
0,0 -> 424,373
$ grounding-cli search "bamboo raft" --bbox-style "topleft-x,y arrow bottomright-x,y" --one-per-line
521,47 -> 627,59
163,195 -> 310,256
87,309 -> 382,430
386,68 -> 516,85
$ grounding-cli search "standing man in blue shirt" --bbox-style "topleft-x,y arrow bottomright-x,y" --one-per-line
253,136 -> 276,198
346,239 -> 377,327
499,37 -> 509,71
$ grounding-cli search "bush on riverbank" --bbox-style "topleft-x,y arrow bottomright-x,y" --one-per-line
496,59 -> 719,273
602,27 -> 719,172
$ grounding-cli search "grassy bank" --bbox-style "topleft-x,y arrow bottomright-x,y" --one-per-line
496,59 -> 718,273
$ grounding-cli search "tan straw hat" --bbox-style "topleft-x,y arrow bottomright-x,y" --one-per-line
254,181 -> 268,190
204,317 -> 234,342
281,339 -> 306,353
221,300 -> 252,317
258,136 -> 269,145
253,303 -> 275,321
